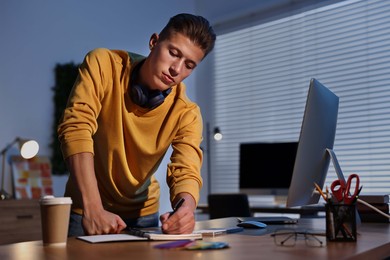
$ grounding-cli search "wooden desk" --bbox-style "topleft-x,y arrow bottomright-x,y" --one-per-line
0,218 -> 389,260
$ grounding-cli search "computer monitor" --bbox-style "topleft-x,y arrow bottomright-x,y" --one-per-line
286,78 -> 339,207
239,142 -> 298,196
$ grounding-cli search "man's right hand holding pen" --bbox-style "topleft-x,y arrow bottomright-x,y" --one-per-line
160,193 -> 196,234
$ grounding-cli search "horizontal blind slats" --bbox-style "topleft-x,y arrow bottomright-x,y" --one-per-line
212,0 -> 390,195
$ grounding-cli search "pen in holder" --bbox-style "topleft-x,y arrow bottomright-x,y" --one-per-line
325,202 -> 357,242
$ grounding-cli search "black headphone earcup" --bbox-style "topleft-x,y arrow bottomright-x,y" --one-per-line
131,84 -> 149,107
130,83 -> 169,109
147,92 -> 166,108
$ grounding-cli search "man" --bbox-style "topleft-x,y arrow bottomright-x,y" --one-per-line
57,13 -> 216,236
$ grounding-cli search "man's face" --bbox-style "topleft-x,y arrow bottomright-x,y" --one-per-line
142,32 -> 205,91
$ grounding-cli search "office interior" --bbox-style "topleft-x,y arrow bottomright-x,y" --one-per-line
1,0 -> 389,220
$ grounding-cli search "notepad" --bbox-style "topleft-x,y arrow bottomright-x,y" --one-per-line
78,229 -> 202,243
78,234 -> 148,243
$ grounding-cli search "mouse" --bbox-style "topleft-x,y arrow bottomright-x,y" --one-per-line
237,220 -> 267,229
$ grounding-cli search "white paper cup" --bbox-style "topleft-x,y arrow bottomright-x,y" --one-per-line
39,196 -> 72,246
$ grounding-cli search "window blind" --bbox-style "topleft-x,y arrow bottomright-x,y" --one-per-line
211,0 -> 390,194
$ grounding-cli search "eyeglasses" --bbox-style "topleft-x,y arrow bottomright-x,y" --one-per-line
271,229 -> 326,247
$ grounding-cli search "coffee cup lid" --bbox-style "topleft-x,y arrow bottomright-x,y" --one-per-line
40,196 -> 72,205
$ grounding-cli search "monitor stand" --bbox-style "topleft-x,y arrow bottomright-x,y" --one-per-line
326,148 -> 347,183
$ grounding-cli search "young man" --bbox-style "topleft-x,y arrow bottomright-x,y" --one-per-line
57,13 -> 216,236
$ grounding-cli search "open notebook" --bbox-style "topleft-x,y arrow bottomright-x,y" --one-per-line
77,226 -> 244,243
78,228 -> 203,243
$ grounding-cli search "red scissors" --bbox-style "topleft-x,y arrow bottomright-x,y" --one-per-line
330,174 -> 360,204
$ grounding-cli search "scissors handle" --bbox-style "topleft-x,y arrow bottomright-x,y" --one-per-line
330,179 -> 345,203
330,174 -> 360,204
344,174 -> 360,204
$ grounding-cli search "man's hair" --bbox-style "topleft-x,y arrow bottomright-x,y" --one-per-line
159,13 -> 216,58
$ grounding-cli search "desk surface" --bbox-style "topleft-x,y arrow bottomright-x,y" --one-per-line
0,217 -> 389,260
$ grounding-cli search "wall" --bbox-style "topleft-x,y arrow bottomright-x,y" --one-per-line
0,0 -> 311,212
0,0 -> 195,215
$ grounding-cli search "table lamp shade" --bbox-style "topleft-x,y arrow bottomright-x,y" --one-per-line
19,139 -> 39,159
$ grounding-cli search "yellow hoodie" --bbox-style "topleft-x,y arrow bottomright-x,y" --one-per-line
58,48 -> 203,218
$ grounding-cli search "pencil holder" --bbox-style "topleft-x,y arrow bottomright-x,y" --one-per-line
325,203 -> 357,242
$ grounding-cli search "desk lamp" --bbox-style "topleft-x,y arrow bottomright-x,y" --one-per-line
0,137 -> 39,200
213,127 -> 223,141
206,123 -> 222,194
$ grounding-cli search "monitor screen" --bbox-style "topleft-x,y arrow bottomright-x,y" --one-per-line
239,142 -> 298,195
286,78 -> 339,207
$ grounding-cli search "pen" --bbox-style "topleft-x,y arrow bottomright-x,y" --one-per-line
314,182 -> 327,201
169,198 -> 185,217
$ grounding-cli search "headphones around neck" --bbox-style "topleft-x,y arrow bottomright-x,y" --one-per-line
129,61 -> 171,109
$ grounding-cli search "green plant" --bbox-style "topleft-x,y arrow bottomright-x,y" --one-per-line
50,63 -> 79,175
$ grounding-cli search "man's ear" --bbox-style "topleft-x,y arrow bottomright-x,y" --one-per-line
149,33 -> 159,50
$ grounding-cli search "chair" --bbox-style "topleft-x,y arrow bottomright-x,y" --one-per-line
207,193 -> 252,219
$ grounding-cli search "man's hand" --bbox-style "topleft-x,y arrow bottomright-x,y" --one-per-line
82,208 -> 127,235
66,153 -> 126,235
160,193 -> 196,234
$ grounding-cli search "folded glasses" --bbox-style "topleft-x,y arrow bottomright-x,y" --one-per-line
271,229 -> 326,247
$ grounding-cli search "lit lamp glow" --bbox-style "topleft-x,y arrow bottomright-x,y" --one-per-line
213,127 -> 223,141
0,137 -> 39,200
